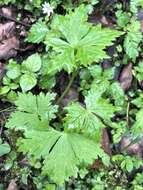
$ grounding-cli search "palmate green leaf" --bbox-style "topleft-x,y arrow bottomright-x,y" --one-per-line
85,89 -> 118,120
65,102 -> 104,140
65,89 -> 118,139
5,93 -> 109,184
18,129 -> 108,184
48,47 -> 76,74
5,92 -> 58,131
77,26 -> 122,66
27,21 -> 48,43
5,111 -> 44,131
44,5 -> 122,73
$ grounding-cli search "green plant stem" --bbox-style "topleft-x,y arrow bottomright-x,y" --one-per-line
57,71 -> 77,105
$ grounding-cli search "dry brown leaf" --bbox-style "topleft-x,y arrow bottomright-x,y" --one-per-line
140,20 -> 143,33
0,22 -> 15,41
19,158 -> 29,167
101,128 -> 112,156
120,136 -> 142,158
61,88 -> 78,107
119,63 -> 133,91
100,16 -> 109,26
0,36 -> 19,60
102,60 -> 112,69
91,160 -> 103,169
91,129 -> 111,170
7,180 -> 18,190
2,7 -> 13,17
137,11 -> 143,32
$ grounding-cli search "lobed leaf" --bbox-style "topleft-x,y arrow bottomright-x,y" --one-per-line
6,92 -> 58,131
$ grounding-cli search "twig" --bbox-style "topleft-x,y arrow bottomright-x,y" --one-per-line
56,71 -> 77,105
0,13 -> 30,27
0,107 -> 15,113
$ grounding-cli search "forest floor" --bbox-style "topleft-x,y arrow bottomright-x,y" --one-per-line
0,0 -> 143,190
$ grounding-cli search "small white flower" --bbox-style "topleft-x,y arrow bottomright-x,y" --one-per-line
42,2 -> 53,17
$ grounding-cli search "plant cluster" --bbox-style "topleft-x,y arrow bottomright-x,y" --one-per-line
1,1 -> 143,190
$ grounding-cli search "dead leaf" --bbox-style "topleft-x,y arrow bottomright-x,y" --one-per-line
0,22 -> 15,41
119,63 -> 133,91
100,16 -> 109,26
102,60 -> 112,69
101,128 -> 112,156
91,160 -> 103,169
7,180 -> 18,190
2,7 -> 13,17
137,11 -> 143,32
140,20 -> 143,33
61,88 -> 78,107
120,136 -> 142,158
0,36 -> 19,60
137,11 -> 143,20
91,129 -> 111,170
19,158 -> 29,166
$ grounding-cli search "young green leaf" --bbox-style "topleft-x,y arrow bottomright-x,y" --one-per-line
134,61 -> 143,81
130,0 -> 140,14
20,73 -> 37,92
6,60 -> 21,79
65,102 -> 104,139
132,109 -> 143,135
0,86 -> 10,95
65,88 -> 118,139
44,5 -> 122,73
85,89 -> 118,120
124,21 -> 142,62
0,142 -> 11,157
18,130 -> 108,184
27,21 -> 48,43
5,92 -> 109,184
22,53 -> 42,73
6,92 -> 58,131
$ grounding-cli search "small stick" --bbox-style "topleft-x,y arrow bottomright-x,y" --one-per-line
0,13 -> 30,27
